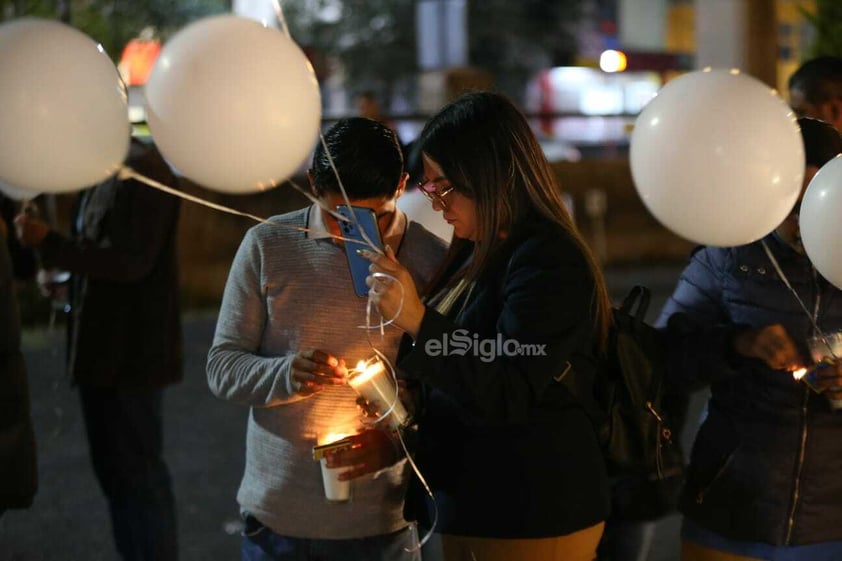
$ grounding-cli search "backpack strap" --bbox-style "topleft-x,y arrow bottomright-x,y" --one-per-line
620,285 -> 650,323
559,286 -> 652,424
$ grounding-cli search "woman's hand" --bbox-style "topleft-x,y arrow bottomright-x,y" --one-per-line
290,349 -> 347,396
361,246 -> 425,338
323,428 -> 402,480
732,324 -> 806,371
806,359 -> 842,392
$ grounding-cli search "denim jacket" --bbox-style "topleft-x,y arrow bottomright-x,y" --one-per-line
657,234 -> 842,545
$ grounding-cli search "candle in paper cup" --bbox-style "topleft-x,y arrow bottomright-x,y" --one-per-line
319,458 -> 351,502
808,332 -> 842,363
315,433 -> 352,502
348,359 -> 409,429
807,332 -> 842,410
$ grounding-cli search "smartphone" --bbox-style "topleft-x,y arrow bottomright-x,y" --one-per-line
336,205 -> 383,297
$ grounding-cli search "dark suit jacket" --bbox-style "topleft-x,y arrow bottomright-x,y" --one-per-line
38,139 -> 182,388
399,218 -> 609,538
0,233 -> 37,508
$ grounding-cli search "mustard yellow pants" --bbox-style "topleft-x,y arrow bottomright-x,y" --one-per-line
439,522 -> 605,561
682,540 -> 764,561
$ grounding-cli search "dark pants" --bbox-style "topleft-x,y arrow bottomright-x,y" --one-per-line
597,518 -> 656,561
79,385 -> 178,561
241,514 -> 420,561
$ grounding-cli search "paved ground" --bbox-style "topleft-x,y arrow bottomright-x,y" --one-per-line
0,265 -> 703,561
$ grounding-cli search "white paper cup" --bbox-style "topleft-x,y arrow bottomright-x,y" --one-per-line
319,458 -> 351,502
807,332 -> 842,410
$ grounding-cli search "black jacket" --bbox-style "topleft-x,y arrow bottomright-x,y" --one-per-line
658,234 -> 842,545
399,219 -> 609,538
0,233 -> 37,509
38,139 -> 183,388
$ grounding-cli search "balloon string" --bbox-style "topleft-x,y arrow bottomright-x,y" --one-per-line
396,425 -> 438,552
266,1 -> 378,258
355,351 -> 438,552
360,271 -> 405,332
761,240 -> 825,335
271,0 -> 291,38
761,239 -> 837,359
120,166 -> 373,247
119,166 -> 271,224
317,132 -> 384,256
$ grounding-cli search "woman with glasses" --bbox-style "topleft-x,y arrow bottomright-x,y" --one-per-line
362,92 -> 612,561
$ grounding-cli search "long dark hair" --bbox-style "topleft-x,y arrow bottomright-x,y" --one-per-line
418,92 -> 612,348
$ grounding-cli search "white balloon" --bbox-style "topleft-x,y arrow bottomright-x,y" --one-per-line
0,18 -> 129,193
144,15 -> 322,194
630,69 -> 804,247
0,179 -> 38,201
799,155 -> 842,289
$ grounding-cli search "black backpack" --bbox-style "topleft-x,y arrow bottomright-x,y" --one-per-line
566,285 -> 687,520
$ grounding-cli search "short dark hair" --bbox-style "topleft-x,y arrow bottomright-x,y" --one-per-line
311,117 -> 403,199
788,56 -> 842,104
799,117 -> 842,168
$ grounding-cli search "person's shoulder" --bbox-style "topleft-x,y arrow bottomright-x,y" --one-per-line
691,241 -> 755,268
690,244 -> 728,262
513,220 -> 582,264
248,207 -> 309,241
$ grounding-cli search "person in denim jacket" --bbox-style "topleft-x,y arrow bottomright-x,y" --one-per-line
657,118 -> 842,561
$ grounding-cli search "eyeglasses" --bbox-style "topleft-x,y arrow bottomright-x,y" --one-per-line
417,179 -> 455,208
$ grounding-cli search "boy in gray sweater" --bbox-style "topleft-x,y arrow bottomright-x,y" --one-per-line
207,118 -> 447,560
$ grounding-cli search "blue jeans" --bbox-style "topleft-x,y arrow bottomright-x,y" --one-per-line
79,385 -> 178,561
241,514 -> 420,561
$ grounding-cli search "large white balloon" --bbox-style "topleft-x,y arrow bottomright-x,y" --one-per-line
800,155 -> 842,289
0,18 -> 129,193
144,15 -> 322,194
630,69 -> 804,247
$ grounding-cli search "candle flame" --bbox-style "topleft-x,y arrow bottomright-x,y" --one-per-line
793,368 -> 807,380
348,358 -> 384,387
318,432 -> 349,446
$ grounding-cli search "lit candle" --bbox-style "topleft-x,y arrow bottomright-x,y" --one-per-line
347,358 -> 409,430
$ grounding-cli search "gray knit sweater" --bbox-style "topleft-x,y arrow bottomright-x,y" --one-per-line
207,206 -> 446,539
